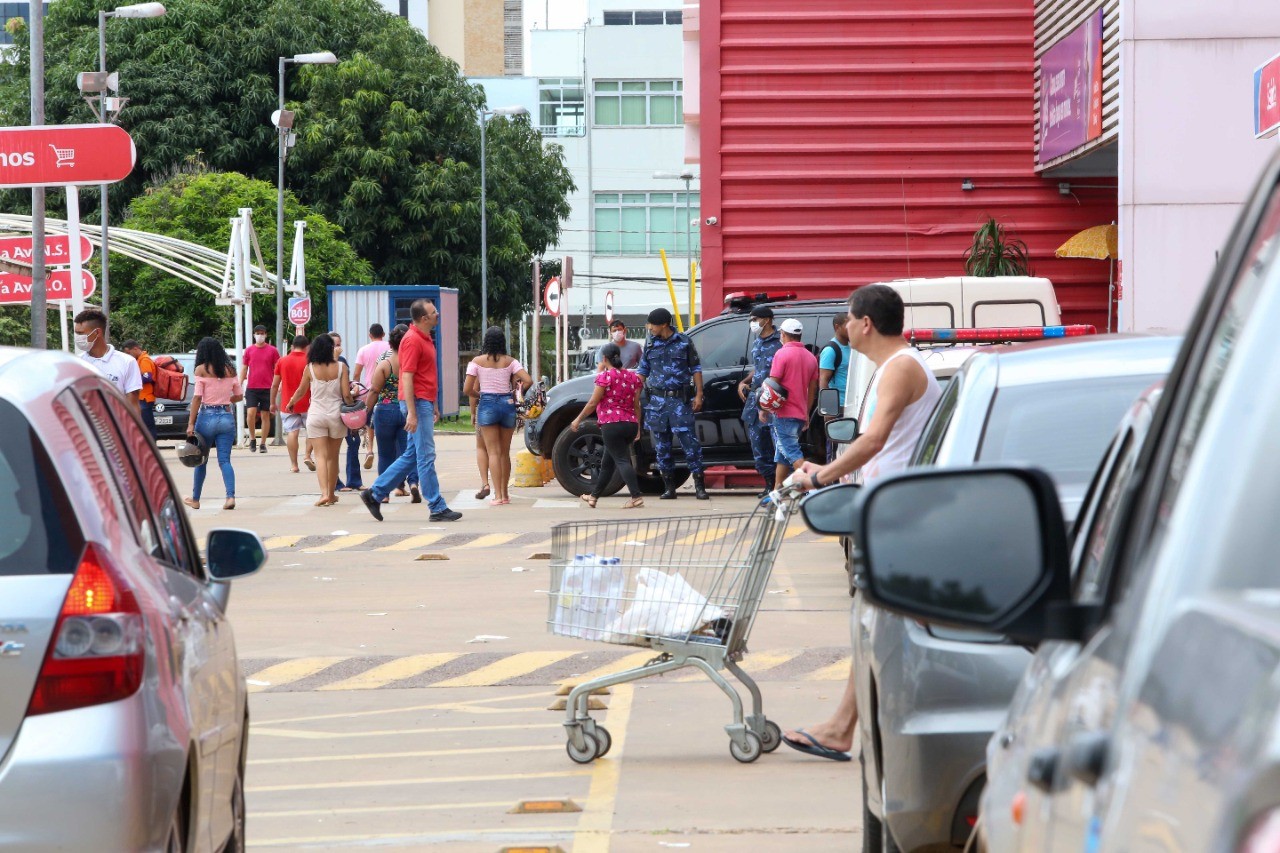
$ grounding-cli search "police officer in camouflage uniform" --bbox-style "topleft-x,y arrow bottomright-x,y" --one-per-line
637,307 -> 709,500
736,305 -> 783,495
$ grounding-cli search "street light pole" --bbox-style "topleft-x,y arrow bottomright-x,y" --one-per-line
477,105 -> 528,335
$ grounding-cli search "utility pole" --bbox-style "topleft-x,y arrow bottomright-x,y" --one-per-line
29,0 -> 46,348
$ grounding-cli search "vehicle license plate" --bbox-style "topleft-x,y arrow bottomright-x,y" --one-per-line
156,416 -> 174,425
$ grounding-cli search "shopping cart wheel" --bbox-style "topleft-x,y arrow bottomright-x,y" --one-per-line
594,726 -> 612,758
567,732 -> 599,764
729,731 -> 763,764
759,720 -> 782,753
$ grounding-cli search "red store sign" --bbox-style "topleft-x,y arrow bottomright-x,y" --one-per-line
0,124 -> 136,188
1255,52 -> 1280,139
0,269 -> 97,304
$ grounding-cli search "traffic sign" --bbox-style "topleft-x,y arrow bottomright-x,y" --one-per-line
605,290 -> 614,323
0,269 -> 96,304
544,276 -> 562,316
0,234 -> 94,266
288,296 -> 312,326
0,124 -> 136,188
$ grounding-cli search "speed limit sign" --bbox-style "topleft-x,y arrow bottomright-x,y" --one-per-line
544,276 -> 561,317
605,290 -> 614,323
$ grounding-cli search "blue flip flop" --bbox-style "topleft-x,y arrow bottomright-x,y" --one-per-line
782,729 -> 852,762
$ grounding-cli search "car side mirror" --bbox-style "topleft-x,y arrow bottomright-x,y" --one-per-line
826,417 -> 858,444
851,466 -> 1075,644
800,482 -> 860,536
817,388 -> 841,417
206,529 -> 267,581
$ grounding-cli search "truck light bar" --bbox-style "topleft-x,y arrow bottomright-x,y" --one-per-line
905,325 -> 1098,343
722,290 -> 799,309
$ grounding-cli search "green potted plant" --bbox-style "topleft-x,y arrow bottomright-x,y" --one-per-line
963,217 -> 1031,276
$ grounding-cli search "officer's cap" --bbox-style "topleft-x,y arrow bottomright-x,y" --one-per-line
749,305 -> 774,319
647,308 -> 673,326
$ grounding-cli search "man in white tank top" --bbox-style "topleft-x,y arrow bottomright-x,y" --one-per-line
781,284 -> 941,760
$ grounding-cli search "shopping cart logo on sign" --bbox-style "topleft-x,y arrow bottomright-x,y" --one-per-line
48,144 -> 75,168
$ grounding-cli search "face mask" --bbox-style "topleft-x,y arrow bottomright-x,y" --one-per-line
254,334 -> 266,344
749,321 -> 762,335
73,332 -> 94,354
611,330 -> 624,343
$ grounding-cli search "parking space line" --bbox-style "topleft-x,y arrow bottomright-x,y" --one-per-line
249,743 -> 560,766
432,651 -> 579,688
247,657 -> 349,693
805,656 -> 852,681
262,535 -> 304,550
252,827 -> 578,848
247,769 -> 590,793
572,684 -> 634,852
316,653 -> 460,691
252,722 -> 561,740
257,690 -> 556,725
305,533 -> 377,553
376,533 -> 445,551
254,800 -> 511,818
454,532 -> 522,549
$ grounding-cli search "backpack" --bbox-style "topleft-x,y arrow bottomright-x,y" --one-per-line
821,340 -> 844,372
152,356 -> 189,402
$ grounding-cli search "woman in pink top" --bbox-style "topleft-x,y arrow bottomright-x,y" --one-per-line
463,328 -> 532,505
570,342 -> 644,509
184,337 -> 244,511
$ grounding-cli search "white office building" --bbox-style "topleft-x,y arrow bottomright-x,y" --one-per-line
525,0 -> 697,338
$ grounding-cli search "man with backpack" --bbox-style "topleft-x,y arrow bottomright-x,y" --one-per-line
818,314 -> 851,461
123,340 -> 158,439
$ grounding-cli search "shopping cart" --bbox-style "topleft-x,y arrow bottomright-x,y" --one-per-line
48,144 -> 75,168
547,487 -> 804,764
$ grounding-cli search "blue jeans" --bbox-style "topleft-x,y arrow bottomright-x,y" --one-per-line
370,398 -> 447,512
139,400 -> 158,441
342,427 -> 362,489
476,392 -> 517,428
192,408 -> 236,500
771,417 -> 804,466
373,401 -> 417,489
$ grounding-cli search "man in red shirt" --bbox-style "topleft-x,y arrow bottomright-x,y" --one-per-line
240,324 -> 281,453
270,335 -> 313,473
767,318 -> 818,488
360,299 -> 460,522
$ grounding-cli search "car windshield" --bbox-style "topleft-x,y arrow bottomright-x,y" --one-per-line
978,375 -> 1162,491
0,399 -> 81,575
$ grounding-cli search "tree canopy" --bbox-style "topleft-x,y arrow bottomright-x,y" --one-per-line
0,0 -> 574,337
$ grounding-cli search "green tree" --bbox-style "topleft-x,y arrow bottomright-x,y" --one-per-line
110,169 -> 370,353
0,0 -> 573,333
963,218 -> 1032,277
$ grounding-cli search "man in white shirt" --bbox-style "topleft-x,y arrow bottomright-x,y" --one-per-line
74,308 -> 142,410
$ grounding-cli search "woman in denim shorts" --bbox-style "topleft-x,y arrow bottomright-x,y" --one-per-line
463,327 -> 532,506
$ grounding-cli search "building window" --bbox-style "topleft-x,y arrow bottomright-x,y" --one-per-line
539,78 -> 585,137
594,191 -> 701,257
0,3 -> 48,46
602,10 -> 683,25
593,80 -> 683,127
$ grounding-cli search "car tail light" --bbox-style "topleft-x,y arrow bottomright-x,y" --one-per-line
27,544 -> 144,716
905,325 -> 1097,343
1240,808 -> 1280,852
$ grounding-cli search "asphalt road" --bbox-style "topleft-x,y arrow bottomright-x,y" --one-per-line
171,431 -> 861,851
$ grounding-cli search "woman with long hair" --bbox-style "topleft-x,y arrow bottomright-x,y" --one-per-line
286,333 -> 355,506
184,336 -> 243,511
570,342 -> 644,508
363,324 -> 419,503
462,327 -> 531,505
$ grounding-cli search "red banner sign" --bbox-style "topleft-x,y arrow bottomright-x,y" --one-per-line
0,124 -> 136,188
0,269 -> 97,304
0,234 -> 94,266
1255,52 -> 1280,139
288,296 -> 311,325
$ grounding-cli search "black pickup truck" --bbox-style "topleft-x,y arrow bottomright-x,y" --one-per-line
524,297 -> 848,496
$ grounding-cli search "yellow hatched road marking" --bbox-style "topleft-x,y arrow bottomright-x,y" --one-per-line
572,684 -> 634,852
674,526 -> 733,546
377,533 -> 444,552
247,657 -> 348,693
456,532 -> 521,549
305,533 -> 377,553
263,535 -> 304,550
247,769 -> 590,793
252,826 -> 579,848
254,800 -> 511,819
252,722 -> 561,740
665,649 -> 800,682
805,656 -> 853,681
784,524 -> 809,539
607,528 -> 665,549
317,652 -> 460,691
248,743 -> 560,766
557,651 -> 656,688
432,651 -> 579,688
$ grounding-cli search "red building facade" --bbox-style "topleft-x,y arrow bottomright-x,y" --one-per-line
693,0 -> 1117,326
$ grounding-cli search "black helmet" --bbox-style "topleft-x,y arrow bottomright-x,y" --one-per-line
176,433 -> 209,468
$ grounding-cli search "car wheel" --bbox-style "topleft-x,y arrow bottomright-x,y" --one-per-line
551,422 -> 623,497
636,469 -> 690,495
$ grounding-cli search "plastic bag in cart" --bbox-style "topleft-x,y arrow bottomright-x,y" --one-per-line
604,568 -> 726,644
553,558 -> 627,641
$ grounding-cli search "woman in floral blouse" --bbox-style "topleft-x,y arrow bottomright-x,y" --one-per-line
570,342 -> 644,508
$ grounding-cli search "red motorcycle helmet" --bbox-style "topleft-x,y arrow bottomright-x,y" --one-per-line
757,377 -> 788,413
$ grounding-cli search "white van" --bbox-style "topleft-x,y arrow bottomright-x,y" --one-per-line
842,276 -> 1064,422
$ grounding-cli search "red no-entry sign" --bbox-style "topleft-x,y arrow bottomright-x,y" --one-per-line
0,269 -> 96,304
0,124 -> 136,188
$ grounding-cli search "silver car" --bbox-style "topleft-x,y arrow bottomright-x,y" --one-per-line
848,149 -> 1280,852
0,349 -> 266,852
852,335 -> 1177,852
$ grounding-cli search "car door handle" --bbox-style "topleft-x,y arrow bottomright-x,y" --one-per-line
1064,731 -> 1110,788
1026,746 -> 1060,793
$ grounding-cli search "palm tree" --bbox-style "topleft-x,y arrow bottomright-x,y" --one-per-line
963,218 -> 1031,277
